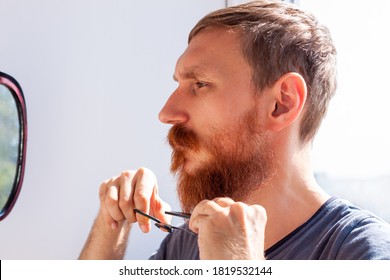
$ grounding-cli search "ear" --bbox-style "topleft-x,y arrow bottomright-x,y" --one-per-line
266,72 -> 307,132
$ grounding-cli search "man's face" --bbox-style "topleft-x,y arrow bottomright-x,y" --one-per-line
159,27 -> 275,212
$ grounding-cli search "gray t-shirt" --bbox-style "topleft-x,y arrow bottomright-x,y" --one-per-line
149,197 -> 390,260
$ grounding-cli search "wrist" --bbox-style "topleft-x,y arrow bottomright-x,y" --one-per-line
79,211 -> 132,260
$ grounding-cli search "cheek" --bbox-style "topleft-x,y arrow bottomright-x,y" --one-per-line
196,93 -> 243,119
189,93 -> 255,145
194,125 -> 238,161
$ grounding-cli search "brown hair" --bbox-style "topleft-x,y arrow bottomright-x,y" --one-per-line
189,0 -> 337,142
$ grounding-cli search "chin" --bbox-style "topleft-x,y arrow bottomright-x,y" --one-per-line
182,155 -> 209,175
182,160 -> 199,175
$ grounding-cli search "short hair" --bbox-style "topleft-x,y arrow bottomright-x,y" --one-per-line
189,0 -> 337,142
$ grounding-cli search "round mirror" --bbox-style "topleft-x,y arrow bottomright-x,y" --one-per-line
0,71 -> 27,221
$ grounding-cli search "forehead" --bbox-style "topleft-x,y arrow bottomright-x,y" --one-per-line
174,27 -> 248,80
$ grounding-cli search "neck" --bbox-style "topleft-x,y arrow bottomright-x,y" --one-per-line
246,140 -> 330,250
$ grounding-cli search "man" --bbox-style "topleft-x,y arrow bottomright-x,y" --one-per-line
79,0 -> 390,260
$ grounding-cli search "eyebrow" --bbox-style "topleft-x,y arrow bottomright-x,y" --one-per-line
173,66 -> 211,82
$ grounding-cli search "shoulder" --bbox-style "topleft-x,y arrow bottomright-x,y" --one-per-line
266,197 -> 390,259
327,198 -> 390,259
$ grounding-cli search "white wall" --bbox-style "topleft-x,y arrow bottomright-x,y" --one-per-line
302,0 -> 390,220
300,0 -> 390,178
0,0 -> 225,259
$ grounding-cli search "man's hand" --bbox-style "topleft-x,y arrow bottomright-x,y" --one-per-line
99,167 -> 171,232
189,197 -> 267,260
79,167 -> 170,259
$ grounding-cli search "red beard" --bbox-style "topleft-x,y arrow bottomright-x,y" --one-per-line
168,107 -> 276,213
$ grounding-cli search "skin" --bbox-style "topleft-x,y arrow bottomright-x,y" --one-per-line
79,27 -> 330,260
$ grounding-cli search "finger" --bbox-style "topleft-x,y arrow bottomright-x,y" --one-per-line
194,198 -> 231,216
132,167 -> 157,232
105,185 -> 126,222
99,178 -> 112,203
150,186 -> 172,225
249,204 -> 267,224
118,170 -> 136,222
99,177 -> 123,228
189,199 -> 228,233
99,199 -> 119,229
213,197 -> 235,208
228,202 -> 250,226
189,199 -> 211,223
228,203 -> 267,233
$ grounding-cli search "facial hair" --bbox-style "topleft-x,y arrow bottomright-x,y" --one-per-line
168,107 -> 276,213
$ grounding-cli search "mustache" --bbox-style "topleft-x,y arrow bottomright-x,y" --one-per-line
167,124 -> 199,151
167,124 -> 199,174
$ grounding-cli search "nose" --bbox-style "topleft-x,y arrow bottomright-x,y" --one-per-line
158,90 -> 189,125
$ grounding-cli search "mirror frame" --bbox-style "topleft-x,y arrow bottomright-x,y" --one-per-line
0,71 -> 27,221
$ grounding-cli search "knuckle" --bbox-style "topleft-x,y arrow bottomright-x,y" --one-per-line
121,170 -> 135,178
137,167 -> 147,176
105,195 -> 118,207
230,201 -> 248,212
229,202 -> 249,222
139,166 -> 151,174
118,198 -> 129,210
201,199 -> 213,206
213,197 -> 231,203
100,179 -> 109,187
138,167 -> 157,181
99,179 -> 113,200
99,185 -> 107,200
252,204 -> 267,219
133,191 -> 148,205
99,179 -> 110,191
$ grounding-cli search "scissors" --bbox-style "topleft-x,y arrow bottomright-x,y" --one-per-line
134,209 -> 195,235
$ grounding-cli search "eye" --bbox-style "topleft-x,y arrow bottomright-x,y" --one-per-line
190,81 -> 210,95
195,81 -> 208,89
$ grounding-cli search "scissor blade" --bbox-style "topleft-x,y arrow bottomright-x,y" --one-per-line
165,211 -> 191,219
134,209 -> 161,223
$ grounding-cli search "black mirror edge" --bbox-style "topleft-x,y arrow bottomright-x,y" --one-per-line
0,71 -> 28,221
